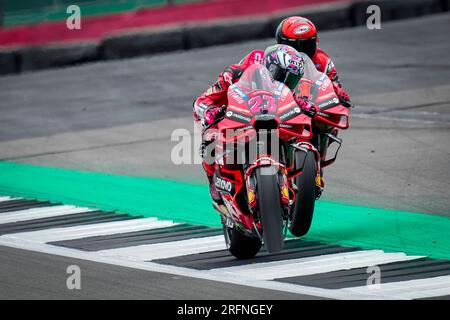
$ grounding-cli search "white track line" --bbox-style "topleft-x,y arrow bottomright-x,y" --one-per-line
0,195 -> 446,300
212,249 -> 382,273
344,276 -> 450,299
0,235 -> 391,300
209,250 -> 424,280
0,196 -> 20,203
6,218 -> 178,243
0,205 -> 95,224
97,235 -> 227,261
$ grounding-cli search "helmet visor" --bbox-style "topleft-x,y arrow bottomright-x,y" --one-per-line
295,37 -> 317,58
284,72 -> 301,90
279,36 -> 317,58
269,64 -> 300,90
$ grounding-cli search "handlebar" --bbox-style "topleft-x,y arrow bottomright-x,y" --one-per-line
201,105 -> 227,136
341,99 -> 355,109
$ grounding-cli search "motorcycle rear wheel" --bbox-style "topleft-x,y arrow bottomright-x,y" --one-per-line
224,226 -> 262,259
289,150 -> 316,237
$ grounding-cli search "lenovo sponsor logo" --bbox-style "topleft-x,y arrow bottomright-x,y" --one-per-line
215,176 -> 234,193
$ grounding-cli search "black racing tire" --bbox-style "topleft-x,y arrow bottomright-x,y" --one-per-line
289,150 -> 316,237
224,226 -> 262,259
255,166 -> 284,253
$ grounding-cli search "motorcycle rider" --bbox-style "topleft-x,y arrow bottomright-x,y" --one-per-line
194,16 -> 351,205
194,45 -> 312,204
194,16 -> 351,130
275,16 -> 351,106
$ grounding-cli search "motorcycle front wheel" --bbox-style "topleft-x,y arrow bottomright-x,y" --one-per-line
255,166 -> 284,253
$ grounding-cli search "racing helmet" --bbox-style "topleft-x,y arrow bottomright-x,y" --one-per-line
275,16 -> 318,58
263,44 -> 305,90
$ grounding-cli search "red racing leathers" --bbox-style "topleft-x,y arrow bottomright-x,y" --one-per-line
193,50 -> 265,201
193,47 -> 350,124
193,50 -> 265,124
311,48 -> 350,103
193,48 -> 350,201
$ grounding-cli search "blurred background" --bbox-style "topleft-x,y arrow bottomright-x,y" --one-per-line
0,0 -> 197,27
1,0 -> 449,300
0,0 -> 449,216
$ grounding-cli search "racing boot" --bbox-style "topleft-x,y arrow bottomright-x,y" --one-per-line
208,175 -> 223,204
203,161 -> 224,205
207,174 -> 230,219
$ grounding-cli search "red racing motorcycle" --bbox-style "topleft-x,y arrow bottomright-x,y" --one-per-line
202,55 -> 350,259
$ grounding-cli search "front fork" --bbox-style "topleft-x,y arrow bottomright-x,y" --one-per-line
291,141 -> 323,198
244,158 -> 290,239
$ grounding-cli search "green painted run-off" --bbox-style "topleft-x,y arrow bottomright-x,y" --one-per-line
0,161 -> 449,260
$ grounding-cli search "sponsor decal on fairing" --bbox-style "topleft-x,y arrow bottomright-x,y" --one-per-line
279,106 -> 302,121
225,110 -> 252,124
214,175 -> 235,193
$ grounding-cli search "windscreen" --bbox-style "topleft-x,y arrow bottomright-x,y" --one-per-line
232,64 -> 291,116
294,53 -> 340,110
234,63 -> 275,93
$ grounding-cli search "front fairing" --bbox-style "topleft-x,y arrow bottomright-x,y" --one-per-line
295,53 -> 349,129
218,64 -> 312,144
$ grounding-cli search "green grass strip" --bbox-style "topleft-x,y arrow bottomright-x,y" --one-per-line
0,161 -> 448,260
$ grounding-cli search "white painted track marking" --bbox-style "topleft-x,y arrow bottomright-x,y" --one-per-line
6,218 -> 178,243
0,205 -> 94,223
344,275 -> 450,299
97,235 -> 227,261
0,235 -> 391,300
209,250 -> 425,280
0,195 -> 448,300
0,229 -> 447,300
0,196 -> 20,203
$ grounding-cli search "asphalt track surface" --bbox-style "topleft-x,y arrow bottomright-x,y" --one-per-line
0,196 -> 449,300
0,14 -> 450,299
0,245 -> 319,300
1,13 -> 449,215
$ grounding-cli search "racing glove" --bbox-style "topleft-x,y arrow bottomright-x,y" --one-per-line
294,95 -> 318,118
333,83 -> 351,106
201,105 -> 221,128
